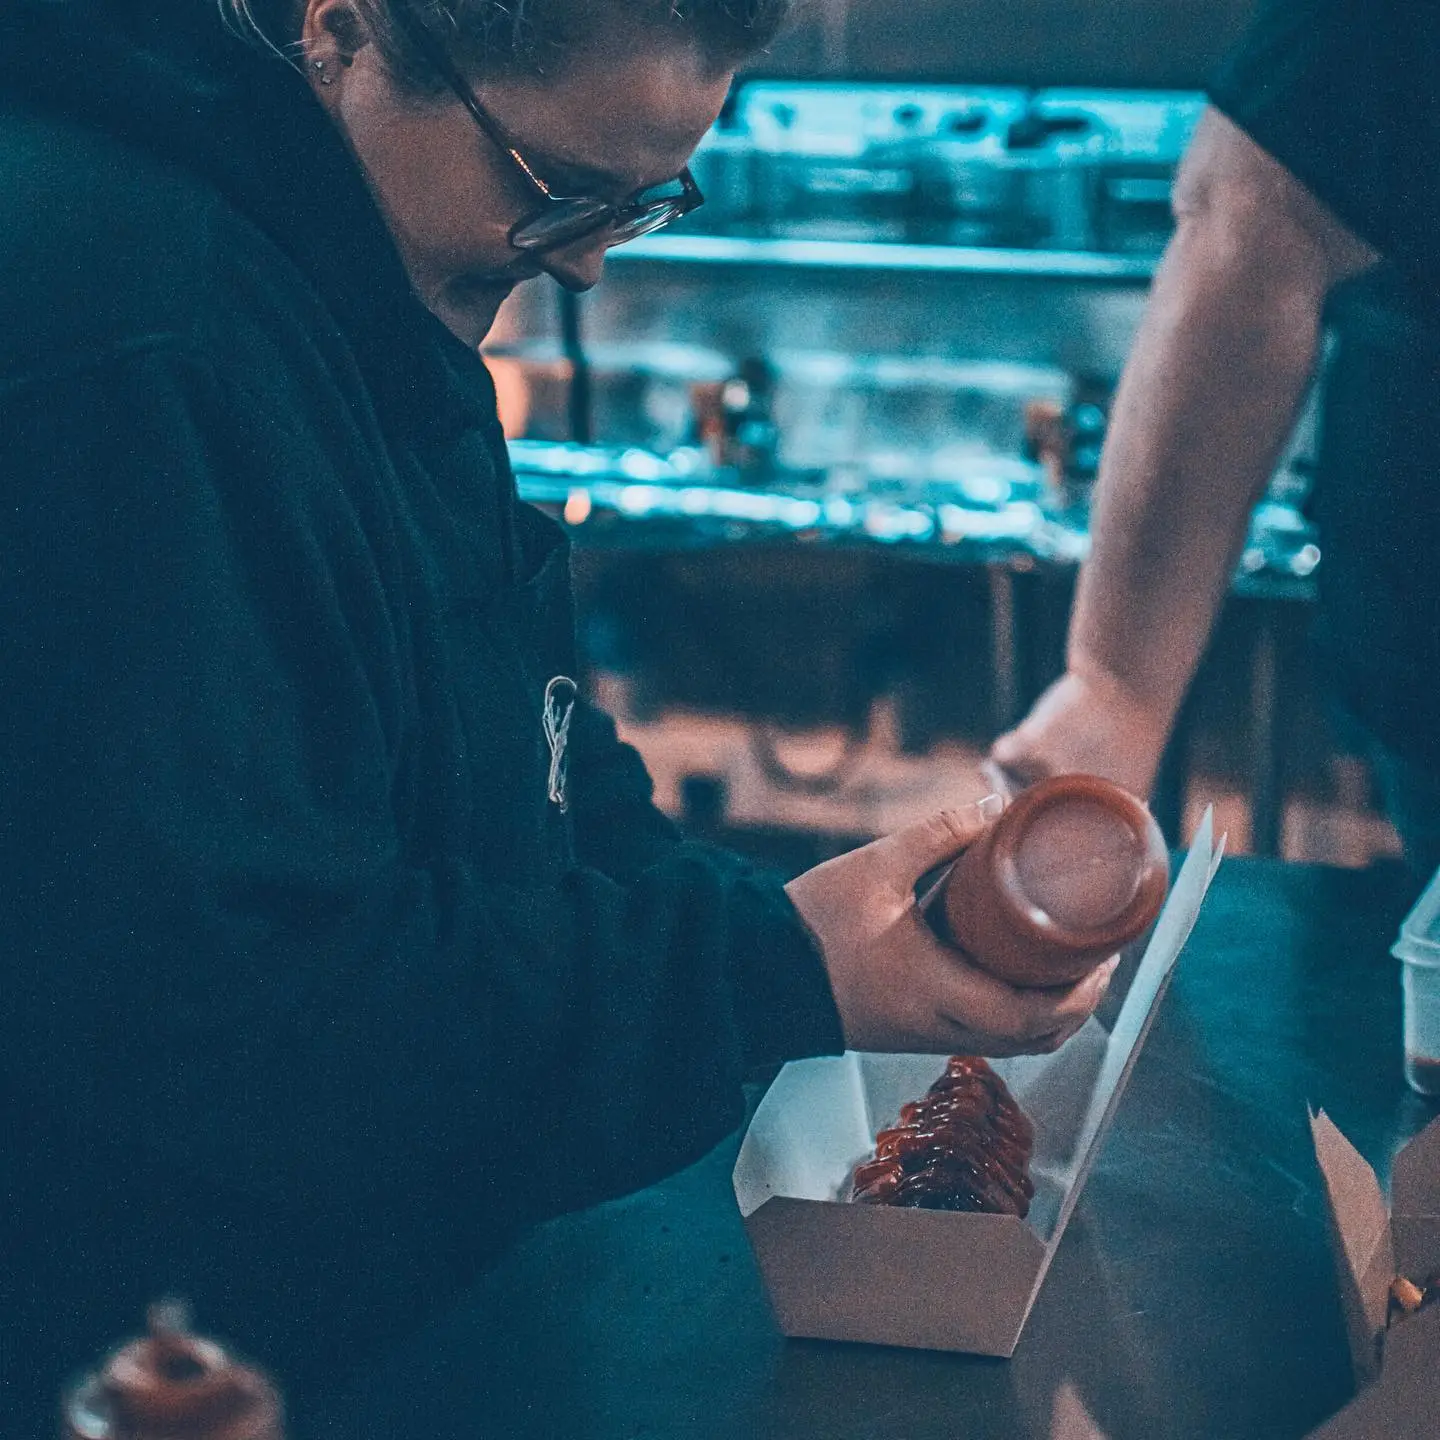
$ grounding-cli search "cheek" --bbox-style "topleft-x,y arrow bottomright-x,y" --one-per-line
337,97 -> 517,278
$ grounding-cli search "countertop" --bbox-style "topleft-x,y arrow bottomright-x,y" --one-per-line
309,858 -> 1436,1440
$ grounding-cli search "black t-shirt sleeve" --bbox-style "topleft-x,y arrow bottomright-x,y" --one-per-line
1209,0 -> 1440,300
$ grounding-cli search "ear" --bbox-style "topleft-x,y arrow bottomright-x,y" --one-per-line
320,2 -> 368,61
298,0 -> 372,102
299,0 -> 371,69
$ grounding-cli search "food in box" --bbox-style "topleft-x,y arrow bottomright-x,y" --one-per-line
733,809 -> 1223,1356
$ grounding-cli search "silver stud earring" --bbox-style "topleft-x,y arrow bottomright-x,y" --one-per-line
311,56 -> 333,86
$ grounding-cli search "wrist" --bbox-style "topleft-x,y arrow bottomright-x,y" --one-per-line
1066,654 -> 1179,748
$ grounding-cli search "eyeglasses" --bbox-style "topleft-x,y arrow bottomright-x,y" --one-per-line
390,4 -> 705,254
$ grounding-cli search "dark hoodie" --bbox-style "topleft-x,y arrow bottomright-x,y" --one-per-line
0,1 -> 842,1427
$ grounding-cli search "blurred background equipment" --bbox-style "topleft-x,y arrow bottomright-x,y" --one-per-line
481,22 -> 1394,871
756,0 -> 1255,89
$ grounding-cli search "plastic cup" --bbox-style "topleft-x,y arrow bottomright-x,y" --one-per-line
1401,962 -> 1440,1097
1391,865 -> 1440,1098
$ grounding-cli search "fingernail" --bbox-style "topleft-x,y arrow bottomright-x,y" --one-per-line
981,758 -> 1027,801
974,792 -> 1005,822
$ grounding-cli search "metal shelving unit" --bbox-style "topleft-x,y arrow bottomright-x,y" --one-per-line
610,234 -> 1158,282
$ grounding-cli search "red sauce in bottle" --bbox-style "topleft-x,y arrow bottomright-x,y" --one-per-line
939,774 -> 1169,987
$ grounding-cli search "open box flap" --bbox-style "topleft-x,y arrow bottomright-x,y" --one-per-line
1390,1115 -> 1440,1283
1000,1019 -> 1113,1236
1308,1301 -> 1440,1438
734,1052 -> 874,1218
1310,1109 -> 1395,1384
1018,811 -> 1223,1301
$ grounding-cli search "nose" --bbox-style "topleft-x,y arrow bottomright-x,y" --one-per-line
541,233 -> 608,293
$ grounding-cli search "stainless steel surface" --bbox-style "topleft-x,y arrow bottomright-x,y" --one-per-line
510,441 -> 1319,589
492,79 -> 1317,543
510,440 -> 1079,559
609,235 -> 1159,278
489,83 -> 1203,466
758,0 -> 1255,91
681,83 -> 1204,252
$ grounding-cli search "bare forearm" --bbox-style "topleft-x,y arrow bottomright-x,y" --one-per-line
990,110 -> 1377,797
1067,220 -> 1323,724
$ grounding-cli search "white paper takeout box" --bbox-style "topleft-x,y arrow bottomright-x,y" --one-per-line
733,809 -> 1224,1357
1305,1111 -> 1440,1437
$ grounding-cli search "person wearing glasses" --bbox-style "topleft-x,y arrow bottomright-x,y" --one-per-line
989,0 -> 1440,882
0,0 -> 1114,1428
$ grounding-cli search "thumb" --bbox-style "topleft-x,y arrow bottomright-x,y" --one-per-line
876,795 -> 1004,885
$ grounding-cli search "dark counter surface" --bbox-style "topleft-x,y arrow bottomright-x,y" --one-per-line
312,858 -> 1436,1440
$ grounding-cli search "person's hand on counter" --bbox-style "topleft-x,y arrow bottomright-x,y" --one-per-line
987,665 -> 1171,801
785,802 -> 1119,1058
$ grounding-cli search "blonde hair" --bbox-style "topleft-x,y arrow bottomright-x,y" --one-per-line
217,0 -> 790,86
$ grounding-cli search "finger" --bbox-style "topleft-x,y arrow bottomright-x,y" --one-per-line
1009,961 -> 1118,1053
875,796 -> 1004,888
1032,1010 -> 1093,1054
1020,958 -> 1121,1037
937,1022 -> 1073,1059
923,939 -> 1062,1042
930,951 -> 1118,1047
941,1005 -> 1081,1060
955,958 -> 1115,1055
977,1029 -> 1066,1059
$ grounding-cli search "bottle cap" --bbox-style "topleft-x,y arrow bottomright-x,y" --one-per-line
941,773 -> 1169,987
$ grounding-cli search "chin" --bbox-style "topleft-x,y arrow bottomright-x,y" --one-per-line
425,277 -> 519,348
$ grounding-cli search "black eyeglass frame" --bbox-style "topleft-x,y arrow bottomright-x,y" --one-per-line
389,4 -> 705,255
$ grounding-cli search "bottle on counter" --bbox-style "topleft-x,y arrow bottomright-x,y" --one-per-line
62,1300 -> 284,1440
937,773 -> 1170,988
689,357 -> 779,483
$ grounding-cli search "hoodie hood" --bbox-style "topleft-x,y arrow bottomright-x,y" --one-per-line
0,0 -> 486,436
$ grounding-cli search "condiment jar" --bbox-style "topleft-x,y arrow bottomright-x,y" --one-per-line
938,773 -> 1169,987
63,1301 -> 284,1440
